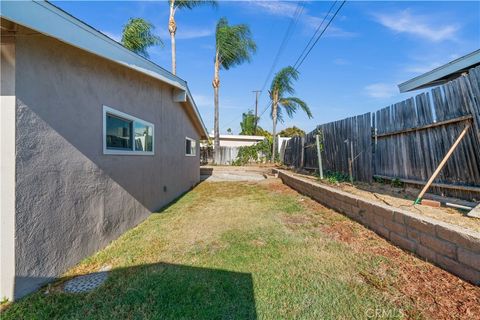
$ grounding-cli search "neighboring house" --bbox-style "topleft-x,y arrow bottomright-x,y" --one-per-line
398,49 -> 480,92
0,1 -> 208,300
207,134 -> 266,148
277,136 -> 292,153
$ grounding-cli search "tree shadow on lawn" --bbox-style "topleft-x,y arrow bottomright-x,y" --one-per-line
5,263 -> 257,319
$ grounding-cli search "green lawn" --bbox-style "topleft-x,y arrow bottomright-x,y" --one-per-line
3,180 -> 420,319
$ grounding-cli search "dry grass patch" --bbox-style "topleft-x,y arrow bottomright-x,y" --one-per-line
7,179 -> 476,319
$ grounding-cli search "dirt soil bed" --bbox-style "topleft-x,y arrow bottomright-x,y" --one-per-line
265,179 -> 480,320
291,171 -> 480,233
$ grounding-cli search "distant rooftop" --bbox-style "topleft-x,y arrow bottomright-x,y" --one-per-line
208,134 -> 266,141
398,49 -> 480,93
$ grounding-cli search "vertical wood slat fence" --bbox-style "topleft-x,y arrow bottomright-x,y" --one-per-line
304,113 -> 372,182
283,66 -> 480,200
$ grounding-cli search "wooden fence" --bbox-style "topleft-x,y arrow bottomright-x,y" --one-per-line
373,67 -> 480,199
283,136 -> 303,168
283,66 -> 480,200
305,113 -> 372,182
201,146 -> 240,165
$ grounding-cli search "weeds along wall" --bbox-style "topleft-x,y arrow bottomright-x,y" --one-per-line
283,66 -> 480,201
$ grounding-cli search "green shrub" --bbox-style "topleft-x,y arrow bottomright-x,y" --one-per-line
323,170 -> 350,184
233,139 -> 273,166
391,178 -> 404,188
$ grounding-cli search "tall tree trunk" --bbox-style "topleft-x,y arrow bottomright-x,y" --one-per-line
212,50 -> 220,164
271,93 -> 278,163
169,1 -> 177,75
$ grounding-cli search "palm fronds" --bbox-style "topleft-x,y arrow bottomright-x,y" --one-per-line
121,18 -> 162,58
216,17 -> 257,70
279,97 -> 313,119
270,66 -> 299,97
174,0 -> 217,10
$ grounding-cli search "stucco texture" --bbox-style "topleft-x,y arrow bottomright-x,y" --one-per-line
13,29 -> 200,299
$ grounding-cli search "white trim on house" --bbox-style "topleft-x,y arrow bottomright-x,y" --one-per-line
0,0 -> 209,139
102,105 -> 155,156
185,137 -> 197,156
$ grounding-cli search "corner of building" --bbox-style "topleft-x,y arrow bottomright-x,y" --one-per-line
0,23 -> 16,302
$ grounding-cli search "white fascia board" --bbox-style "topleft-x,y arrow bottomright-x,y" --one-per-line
0,1 -> 186,91
186,88 -> 209,139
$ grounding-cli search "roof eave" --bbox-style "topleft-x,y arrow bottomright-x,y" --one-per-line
0,0 -> 209,139
186,89 -> 209,139
398,49 -> 480,93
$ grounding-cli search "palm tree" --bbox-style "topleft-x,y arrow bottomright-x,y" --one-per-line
168,0 -> 217,75
213,17 -> 256,162
269,66 -> 312,162
121,18 -> 162,58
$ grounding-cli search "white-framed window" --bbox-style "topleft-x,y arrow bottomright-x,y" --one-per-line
185,137 -> 196,156
103,105 -> 154,155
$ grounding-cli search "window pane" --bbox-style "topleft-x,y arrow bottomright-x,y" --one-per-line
186,139 -> 192,154
106,114 -> 132,150
134,122 -> 153,152
191,140 -> 196,155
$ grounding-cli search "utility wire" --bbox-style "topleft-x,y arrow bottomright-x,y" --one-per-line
258,0 -> 346,121
294,1 -> 346,70
258,2 -> 304,98
292,1 -> 337,70
220,1 -> 304,131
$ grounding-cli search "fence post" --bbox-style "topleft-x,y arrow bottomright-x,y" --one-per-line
316,134 -> 323,179
348,140 -> 354,184
300,136 -> 305,169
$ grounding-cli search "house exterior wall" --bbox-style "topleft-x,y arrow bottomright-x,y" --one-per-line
12,28 -> 200,299
0,32 -> 16,302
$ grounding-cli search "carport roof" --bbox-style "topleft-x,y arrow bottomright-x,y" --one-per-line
398,49 -> 480,93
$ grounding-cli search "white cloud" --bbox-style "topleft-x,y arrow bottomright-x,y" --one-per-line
247,0 -> 298,18
192,94 -> 212,108
365,83 -> 397,99
304,16 -> 357,38
405,62 -> 443,74
333,58 -> 349,65
405,53 -> 462,74
102,31 -> 121,42
157,26 -> 214,40
245,1 -> 355,38
374,10 -> 459,42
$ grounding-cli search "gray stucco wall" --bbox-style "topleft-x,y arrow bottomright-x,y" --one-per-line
14,29 -> 200,299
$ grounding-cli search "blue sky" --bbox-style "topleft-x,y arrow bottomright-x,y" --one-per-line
54,1 -> 480,134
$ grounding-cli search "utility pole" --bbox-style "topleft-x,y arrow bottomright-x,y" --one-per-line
252,90 -> 261,134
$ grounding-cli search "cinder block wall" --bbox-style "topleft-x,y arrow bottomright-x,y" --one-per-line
276,170 -> 480,285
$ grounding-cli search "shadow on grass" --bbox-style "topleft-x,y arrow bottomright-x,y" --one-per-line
4,263 -> 257,319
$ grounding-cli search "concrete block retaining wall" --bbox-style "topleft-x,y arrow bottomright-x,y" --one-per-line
275,169 -> 480,285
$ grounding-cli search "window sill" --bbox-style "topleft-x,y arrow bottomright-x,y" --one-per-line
104,150 -> 154,156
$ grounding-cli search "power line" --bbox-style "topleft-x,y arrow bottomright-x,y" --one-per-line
258,2 -> 304,98
258,0 -> 347,121
294,1 -> 346,70
292,1 -> 338,69
220,2 -> 304,131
